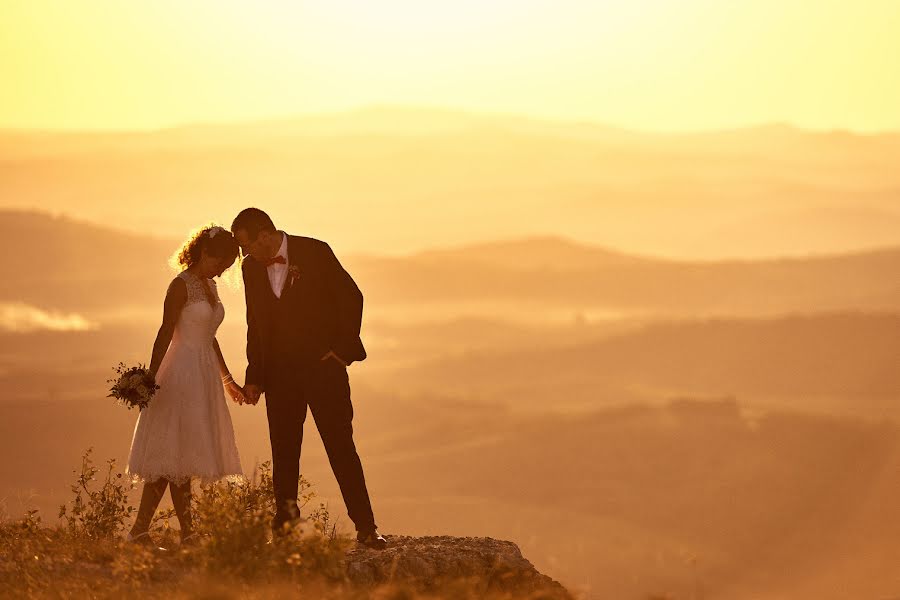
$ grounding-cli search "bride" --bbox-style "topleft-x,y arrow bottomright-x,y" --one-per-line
126,225 -> 246,547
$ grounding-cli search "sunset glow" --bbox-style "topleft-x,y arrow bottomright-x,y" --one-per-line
2,0 -> 900,132
2,2 -> 900,598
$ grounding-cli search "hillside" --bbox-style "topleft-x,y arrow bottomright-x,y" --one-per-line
0,210 -> 176,313
354,241 -> 900,317
2,210 -> 897,319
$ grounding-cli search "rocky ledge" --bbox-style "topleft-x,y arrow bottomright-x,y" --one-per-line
346,535 -> 572,598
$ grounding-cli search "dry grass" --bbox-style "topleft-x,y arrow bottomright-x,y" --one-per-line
0,449 -> 564,600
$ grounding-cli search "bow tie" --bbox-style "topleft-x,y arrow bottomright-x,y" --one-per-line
260,255 -> 287,268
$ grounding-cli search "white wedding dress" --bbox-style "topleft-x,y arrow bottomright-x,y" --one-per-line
127,270 -> 243,484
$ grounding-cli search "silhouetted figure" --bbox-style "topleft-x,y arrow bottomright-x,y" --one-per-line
232,208 -> 386,549
127,225 -> 246,549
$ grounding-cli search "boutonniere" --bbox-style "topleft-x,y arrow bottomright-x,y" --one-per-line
287,264 -> 302,287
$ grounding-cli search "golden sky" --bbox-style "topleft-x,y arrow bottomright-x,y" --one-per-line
2,0 -> 899,132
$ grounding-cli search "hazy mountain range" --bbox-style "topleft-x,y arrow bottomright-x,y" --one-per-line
3,209 -> 897,419
2,106 -> 899,258
1,210 -> 896,321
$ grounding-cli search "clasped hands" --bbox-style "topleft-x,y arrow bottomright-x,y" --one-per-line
225,350 -> 347,406
224,380 -> 252,405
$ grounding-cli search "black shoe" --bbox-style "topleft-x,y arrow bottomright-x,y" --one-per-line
273,505 -> 302,538
272,516 -> 305,538
356,529 -> 388,550
272,520 -> 293,538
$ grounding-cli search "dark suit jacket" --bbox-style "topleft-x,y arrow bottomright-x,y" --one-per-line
242,234 -> 367,389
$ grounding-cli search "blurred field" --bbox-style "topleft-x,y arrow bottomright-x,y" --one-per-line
1,217 -> 899,599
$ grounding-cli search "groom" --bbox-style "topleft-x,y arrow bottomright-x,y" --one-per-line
231,208 -> 387,549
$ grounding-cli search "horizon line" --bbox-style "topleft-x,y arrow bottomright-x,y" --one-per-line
3,206 -> 898,264
1,104 -> 899,138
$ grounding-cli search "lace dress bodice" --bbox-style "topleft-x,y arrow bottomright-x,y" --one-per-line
173,270 -> 225,348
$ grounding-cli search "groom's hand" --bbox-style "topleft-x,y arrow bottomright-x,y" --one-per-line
244,384 -> 263,405
321,350 -> 347,367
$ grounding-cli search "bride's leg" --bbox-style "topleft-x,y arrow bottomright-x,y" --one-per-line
129,478 -> 169,536
170,479 -> 193,538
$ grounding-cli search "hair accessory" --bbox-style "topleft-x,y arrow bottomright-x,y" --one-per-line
208,226 -> 225,239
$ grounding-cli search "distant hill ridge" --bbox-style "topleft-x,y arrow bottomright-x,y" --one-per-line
2,210 -> 897,316
4,208 -> 898,268
3,106 -> 900,162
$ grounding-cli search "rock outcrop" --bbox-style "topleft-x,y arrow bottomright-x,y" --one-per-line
346,535 -> 572,598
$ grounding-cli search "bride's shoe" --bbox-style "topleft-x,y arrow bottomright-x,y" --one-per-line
126,530 -> 152,545
126,530 -> 167,551
180,532 -> 202,548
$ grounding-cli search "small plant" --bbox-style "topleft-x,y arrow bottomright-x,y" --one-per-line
149,506 -> 180,548
21,508 -> 42,534
58,448 -> 135,538
190,461 -> 350,580
308,500 -> 341,542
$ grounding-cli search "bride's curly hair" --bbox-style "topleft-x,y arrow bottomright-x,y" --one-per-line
170,223 -> 240,272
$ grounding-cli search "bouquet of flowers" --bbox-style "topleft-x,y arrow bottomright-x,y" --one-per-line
107,363 -> 159,410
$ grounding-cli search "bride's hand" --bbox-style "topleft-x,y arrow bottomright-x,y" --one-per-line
225,381 -> 247,405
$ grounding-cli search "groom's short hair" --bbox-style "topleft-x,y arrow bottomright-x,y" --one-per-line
232,208 -> 276,241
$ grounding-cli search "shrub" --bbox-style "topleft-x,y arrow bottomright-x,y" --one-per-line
191,461 -> 351,581
58,448 -> 134,539
1,451 -> 354,596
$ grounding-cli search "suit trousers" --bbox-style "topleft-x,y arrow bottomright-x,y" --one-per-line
264,358 -> 376,533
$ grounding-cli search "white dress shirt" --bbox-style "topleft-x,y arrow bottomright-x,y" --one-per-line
268,232 -> 289,298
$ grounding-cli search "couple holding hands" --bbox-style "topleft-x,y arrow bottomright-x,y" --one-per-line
125,208 -> 386,550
